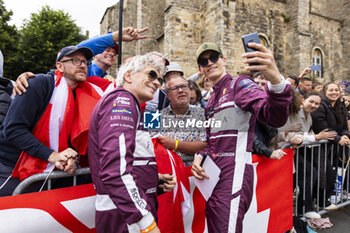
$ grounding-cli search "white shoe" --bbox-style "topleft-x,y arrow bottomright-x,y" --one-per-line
304,211 -> 321,219
325,203 -> 337,210
330,194 -> 342,204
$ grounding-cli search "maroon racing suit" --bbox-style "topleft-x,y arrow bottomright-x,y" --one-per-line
198,74 -> 292,233
88,87 -> 158,233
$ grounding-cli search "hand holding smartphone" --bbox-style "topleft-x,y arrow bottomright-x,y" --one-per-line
242,32 -> 261,68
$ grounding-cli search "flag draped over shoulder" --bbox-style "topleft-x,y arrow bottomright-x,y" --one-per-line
12,73 -> 116,181
12,70 -> 75,181
152,138 -> 191,233
71,76 -> 115,155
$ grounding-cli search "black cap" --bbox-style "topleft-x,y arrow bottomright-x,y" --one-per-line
56,46 -> 94,62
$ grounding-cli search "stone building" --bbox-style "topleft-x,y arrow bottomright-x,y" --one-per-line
100,0 -> 350,82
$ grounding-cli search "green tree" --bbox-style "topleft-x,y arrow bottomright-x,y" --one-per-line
18,6 -> 86,76
0,0 -> 20,79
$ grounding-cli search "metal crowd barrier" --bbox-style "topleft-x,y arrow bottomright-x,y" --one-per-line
281,140 -> 350,217
12,167 -> 91,196
12,155 -> 195,197
14,142 -> 349,218
181,154 -> 195,167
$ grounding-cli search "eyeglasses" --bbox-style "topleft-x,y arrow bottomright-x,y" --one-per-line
148,70 -> 164,86
167,84 -> 189,93
60,58 -> 89,67
198,53 -> 221,67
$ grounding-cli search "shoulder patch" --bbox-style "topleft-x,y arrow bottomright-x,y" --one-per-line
238,79 -> 256,89
114,96 -> 131,107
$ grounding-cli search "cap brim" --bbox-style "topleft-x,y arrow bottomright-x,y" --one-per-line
62,47 -> 94,61
75,47 -> 94,61
196,50 -> 222,64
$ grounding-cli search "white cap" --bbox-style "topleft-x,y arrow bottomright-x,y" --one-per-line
164,62 -> 184,77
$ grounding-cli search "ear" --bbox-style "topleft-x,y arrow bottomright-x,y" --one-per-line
56,62 -> 64,72
198,67 -> 204,75
123,71 -> 132,84
222,57 -> 227,66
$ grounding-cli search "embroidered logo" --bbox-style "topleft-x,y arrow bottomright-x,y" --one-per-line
111,109 -> 132,115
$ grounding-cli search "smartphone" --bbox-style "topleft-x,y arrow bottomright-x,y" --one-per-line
309,65 -> 322,71
242,32 -> 260,67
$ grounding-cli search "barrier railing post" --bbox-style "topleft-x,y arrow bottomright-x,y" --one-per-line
12,168 -> 91,196
295,146 -> 299,216
302,146 -> 307,215
283,140 -> 350,217
316,144 -> 321,212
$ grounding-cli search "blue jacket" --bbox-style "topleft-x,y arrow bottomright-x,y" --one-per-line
77,34 -> 115,78
0,77 -> 13,125
0,71 -> 55,167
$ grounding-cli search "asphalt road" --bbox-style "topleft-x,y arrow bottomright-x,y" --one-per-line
317,205 -> 350,232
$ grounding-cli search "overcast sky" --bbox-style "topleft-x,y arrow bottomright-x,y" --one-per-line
3,0 -> 118,38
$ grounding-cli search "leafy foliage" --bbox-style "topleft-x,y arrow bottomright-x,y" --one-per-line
0,3 -> 87,79
0,0 -> 20,79
18,6 -> 87,76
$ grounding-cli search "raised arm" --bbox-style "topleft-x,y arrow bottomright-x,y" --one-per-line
78,27 -> 148,56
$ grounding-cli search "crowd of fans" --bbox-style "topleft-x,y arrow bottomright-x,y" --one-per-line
251,67 -> 350,231
0,26 -> 349,232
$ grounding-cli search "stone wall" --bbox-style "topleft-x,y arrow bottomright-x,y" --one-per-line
99,0 -> 349,81
340,0 -> 350,79
233,0 -> 287,75
310,14 -> 342,81
310,0 -> 343,20
164,5 -> 201,77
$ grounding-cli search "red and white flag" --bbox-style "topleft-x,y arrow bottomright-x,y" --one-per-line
183,149 -> 294,233
2,150 -> 293,232
12,70 -> 75,180
71,76 -> 115,155
152,139 -> 191,233
12,74 -> 116,180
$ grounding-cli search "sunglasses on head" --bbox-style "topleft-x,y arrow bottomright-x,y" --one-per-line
198,53 -> 221,67
148,70 -> 164,86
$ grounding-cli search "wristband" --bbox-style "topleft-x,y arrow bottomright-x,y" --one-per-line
174,139 -> 179,151
140,221 -> 156,233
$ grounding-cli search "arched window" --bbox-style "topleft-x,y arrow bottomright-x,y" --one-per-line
258,35 -> 269,48
312,49 -> 322,78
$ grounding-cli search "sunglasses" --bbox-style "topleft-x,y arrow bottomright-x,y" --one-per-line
148,70 -> 164,86
198,53 -> 221,67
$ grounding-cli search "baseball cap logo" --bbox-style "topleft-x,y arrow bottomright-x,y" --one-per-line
202,44 -> 208,49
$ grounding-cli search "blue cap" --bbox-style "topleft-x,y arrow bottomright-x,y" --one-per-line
56,46 -> 94,62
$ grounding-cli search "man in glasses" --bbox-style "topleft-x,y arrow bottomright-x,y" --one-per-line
191,42 -> 292,232
145,62 -> 181,112
88,54 -> 175,233
150,66 -> 207,166
0,45 -> 93,196
13,26 -> 149,94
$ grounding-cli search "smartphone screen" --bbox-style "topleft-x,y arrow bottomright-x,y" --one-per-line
242,32 -> 260,68
242,32 -> 260,53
